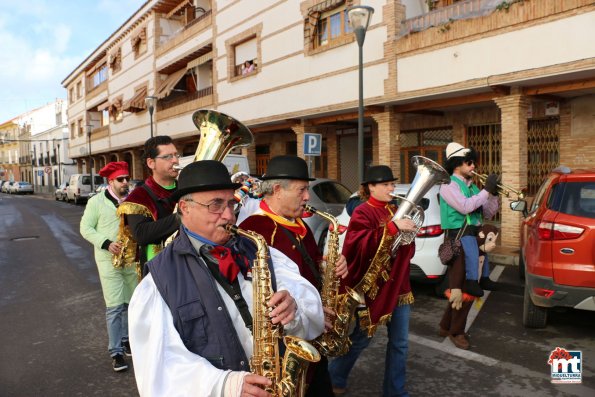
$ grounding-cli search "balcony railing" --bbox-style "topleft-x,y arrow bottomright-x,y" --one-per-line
399,0 -> 500,37
159,86 -> 213,111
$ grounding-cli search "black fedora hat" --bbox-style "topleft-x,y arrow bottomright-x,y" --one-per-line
261,155 -> 315,181
362,165 -> 397,185
171,160 -> 241,201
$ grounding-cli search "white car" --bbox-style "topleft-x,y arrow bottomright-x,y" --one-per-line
334,184 -> 446,294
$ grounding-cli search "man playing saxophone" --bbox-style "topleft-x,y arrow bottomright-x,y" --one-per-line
239,155 -> 348,397
128,160 -> 324,397
80,161 -> 137,372
328,165 -> 417,397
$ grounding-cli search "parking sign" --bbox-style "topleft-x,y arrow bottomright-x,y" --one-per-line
303,133 -> 322,156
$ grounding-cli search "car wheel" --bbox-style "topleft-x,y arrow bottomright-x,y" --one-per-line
518,250 -> 526,281
522,284 -> 547,328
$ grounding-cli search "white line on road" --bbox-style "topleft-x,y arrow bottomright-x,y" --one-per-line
409,333 -> 499,366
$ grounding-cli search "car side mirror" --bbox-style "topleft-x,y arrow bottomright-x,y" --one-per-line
510,200 -> 526,213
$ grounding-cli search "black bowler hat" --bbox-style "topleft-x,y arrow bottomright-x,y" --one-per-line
362,165 -> 397,185
171,160 -> 241,201
261,155 -> 315,181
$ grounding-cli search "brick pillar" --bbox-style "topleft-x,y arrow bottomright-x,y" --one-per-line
326,128 -> 338,180
372,107 -> 402,177
493,94 -> 530,249
132,149 -> 144,180
292,121 -> 313,159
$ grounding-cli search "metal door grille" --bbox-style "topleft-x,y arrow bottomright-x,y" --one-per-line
467,123 -> 502,222
400,127 -> 452,183
527,118 -> 559,196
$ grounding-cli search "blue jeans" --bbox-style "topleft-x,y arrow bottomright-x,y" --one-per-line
328,305 -> 410,397
106,303 -> 128,357
460,235 -> 490,281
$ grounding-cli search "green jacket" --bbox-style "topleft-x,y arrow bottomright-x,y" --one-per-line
440,176 -> 482,229
80,191 -> 137,307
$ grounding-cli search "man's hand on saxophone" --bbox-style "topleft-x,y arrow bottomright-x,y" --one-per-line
267,290 -> 297,326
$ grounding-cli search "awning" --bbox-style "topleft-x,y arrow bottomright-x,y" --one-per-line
187,52 -> 213,70
155,69 -> 187,99
123,86 -> 148,113
166,0 -> 192,19
97,101 -> 111,111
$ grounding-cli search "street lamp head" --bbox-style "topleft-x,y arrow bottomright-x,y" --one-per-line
145,95 -> 157,115
347,5 -> 374,32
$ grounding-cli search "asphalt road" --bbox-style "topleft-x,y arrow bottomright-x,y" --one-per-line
0,192 -> 593,396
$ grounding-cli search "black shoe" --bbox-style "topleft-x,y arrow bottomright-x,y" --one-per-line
122,341 -> 132,357
464,280 -> 484,297
112,354 -> 128,372
480,277 -> 499,291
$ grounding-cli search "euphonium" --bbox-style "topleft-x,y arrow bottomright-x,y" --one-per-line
355,156 -> 450,300
163,110 -> 255,246
224,224 -> 320,397
304,205 -> 364,357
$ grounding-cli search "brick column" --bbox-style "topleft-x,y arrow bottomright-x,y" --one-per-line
326,128 -> 338,180
132,149 -> 144,180
372,107 -> 402,177
292,121 -> 313,159
493,94 -> 530,249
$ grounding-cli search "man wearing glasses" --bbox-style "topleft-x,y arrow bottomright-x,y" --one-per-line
439,142 -> 500,349
80,161 -> 137,372
128,160 -> 324,396
118,136 -> 181,278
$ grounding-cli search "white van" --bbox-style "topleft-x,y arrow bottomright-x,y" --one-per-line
178,154 -> 250,175
66,174 -> 105,204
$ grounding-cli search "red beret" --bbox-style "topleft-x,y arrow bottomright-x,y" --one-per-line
99,161 -> 129,180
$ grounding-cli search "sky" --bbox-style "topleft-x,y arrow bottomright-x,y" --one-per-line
0,0 -> 147,124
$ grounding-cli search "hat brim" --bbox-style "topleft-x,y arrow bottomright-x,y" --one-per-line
171,182 -> 242,202
361,177 -> 398,185
260,175 -> 316,181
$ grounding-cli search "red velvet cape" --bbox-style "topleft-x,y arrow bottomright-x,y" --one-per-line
341,200 -> 415,333
239,214 -> 322,289
124,176 -> 176,220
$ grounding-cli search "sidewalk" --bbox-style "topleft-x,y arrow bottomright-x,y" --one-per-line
488,245 -> 520,266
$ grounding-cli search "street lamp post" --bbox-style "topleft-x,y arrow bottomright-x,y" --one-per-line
86,125 -> 94,192
347,5 -> 374,183
145,96 -> 157,138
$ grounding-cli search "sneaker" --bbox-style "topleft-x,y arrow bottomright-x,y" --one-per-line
479,277 -> 499,291
332,386 -> 347,395
440,327 -> 470,340
464,280 -> 484,297
112,354 -> 128,372
122,341 -> 132,357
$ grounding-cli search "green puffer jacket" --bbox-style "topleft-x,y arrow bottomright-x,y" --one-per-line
80,191 -> 138,307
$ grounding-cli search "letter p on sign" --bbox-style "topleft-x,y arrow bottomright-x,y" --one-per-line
303,133 -> 322,156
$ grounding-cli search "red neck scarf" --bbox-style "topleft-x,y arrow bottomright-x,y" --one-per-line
259,200 -> 307,238
367,195 -> 389,208
210,246 -> 239,283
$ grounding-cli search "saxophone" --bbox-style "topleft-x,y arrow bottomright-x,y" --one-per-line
224,224 -> 320,397
304,205 -> 364,357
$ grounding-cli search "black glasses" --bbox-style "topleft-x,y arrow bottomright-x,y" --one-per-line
184,198 -> 238,214
465,160 -> 476,166
116,176 -> 130,182
154,153 -> 181,161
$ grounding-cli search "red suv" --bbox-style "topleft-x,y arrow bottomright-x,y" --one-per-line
511,166 -> 595,328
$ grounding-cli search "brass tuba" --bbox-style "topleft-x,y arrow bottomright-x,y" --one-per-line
162,110 -> 255,246
224,224 -> 320,397
304,205 -> 364,357
355,156 -> 450,301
